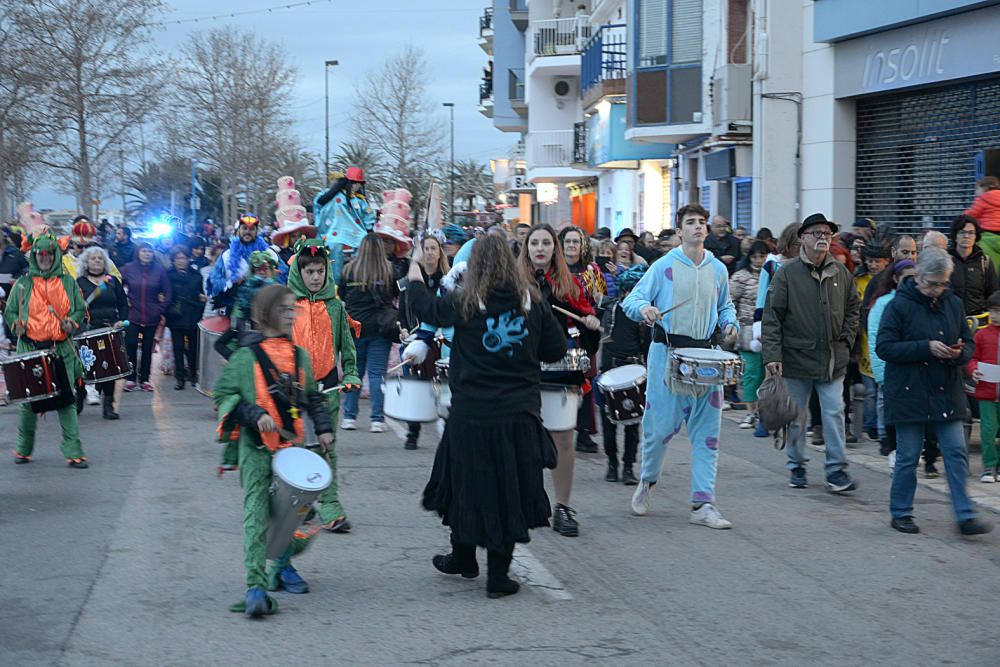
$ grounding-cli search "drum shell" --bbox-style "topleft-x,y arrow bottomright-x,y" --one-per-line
196,316 -> 230,397
540,384 -> 582,432
540,348 -> 591,373
597,365 -> 647,425
384,376 -> 438,423
436,382 -> 451,419
75,327 -> 131,384
669,349 -> 743,386
267,448 -> 331,560
2,350 -> 60,404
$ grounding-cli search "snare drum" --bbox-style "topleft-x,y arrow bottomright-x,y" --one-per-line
669,348 -> 742,386
74,326 -> 131,384
1,349 -> 61,404
267,447 -> 332,559
540,348 -> 591,373
384,376 -> 438,423
539,383 -> 582,432
596,364 -> 647,425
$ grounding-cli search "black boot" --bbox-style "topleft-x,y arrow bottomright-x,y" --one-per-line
175,379 -> 185,390
102,393 -> 120,420
605,460 -> 618,482
621,464 -> 638,486
432,536 -> 478,579
486,547 -> 519,599
575,432 -> 598,453
405,423 -> 419,450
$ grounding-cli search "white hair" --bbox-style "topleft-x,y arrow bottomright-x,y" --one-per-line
77,245 -> 112,279
914,246 -> 953,278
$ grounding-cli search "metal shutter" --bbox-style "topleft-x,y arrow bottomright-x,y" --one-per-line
734,178 -> 752,230
856,78 -> 1000,236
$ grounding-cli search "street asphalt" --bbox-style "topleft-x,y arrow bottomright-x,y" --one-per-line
2,376 -> 999,666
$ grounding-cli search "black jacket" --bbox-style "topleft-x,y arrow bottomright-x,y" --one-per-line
77,276 -> 128,328
0,245 -> 28,287
875,279 -> 974,425
598,298 -> 648,371
948,247 -> 998,315
704,234 -> 742,274
165,267 -> 205,329
337,274 -> 399,340
110,240 -> 136,268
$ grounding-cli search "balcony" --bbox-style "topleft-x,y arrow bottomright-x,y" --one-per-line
478,76 -> 494,118
580,24 -> 626,109
509,0 -> 528,31
478,6 -> 494,54
525,129 -> 599,183
528,17 -> 591,75
573,122 -> 588,165
508,68 -> 526,114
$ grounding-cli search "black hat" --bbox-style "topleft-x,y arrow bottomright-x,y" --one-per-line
797,213 -> 839,238
594,227 -> 611,240
615,227 -> 638,243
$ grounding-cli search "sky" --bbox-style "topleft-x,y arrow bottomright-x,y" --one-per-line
33,0 -> 511,210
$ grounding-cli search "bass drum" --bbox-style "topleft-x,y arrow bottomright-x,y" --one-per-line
267,447 -> 332,560
196,316 -> 230,397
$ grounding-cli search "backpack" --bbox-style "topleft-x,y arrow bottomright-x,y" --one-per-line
756,374 -> 803,450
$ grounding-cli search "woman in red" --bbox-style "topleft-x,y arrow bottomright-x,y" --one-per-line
518,224 -> 601,537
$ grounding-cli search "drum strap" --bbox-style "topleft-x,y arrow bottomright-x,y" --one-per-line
249,342 -> 303,438
651,328 -> 711,349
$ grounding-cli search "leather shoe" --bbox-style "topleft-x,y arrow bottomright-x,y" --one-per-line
891,517 -> 920,534
959,518 -> 993,536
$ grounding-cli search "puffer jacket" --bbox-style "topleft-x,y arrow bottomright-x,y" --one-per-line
762,248 -> 860,381
729,265 -> 760,327
968,323 -> 1000,402
948,246 -> 998,315
121,259 -> 171,326
876,279 -> 974,424
966,189 -> 1000,233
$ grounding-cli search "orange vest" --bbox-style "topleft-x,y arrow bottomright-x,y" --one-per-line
26,276 -> 73,342
252,338 -> 306,451
291,299 -> 335,381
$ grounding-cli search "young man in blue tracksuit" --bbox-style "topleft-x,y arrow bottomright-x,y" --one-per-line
622,204 -> 739,529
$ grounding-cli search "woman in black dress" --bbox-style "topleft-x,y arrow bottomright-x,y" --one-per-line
408,234 -> 566,598
76,246 -> 128,419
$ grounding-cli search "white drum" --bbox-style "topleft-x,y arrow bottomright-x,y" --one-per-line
436,383 -> 451,419
669,347 -> 742,386
540,383 -> 582,432
267,447 -> 332,559
384,376 -> 438,423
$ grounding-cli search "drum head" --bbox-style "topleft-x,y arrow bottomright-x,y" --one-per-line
435,359 -> 450,369
674,347 -> 738,360
7,349 -> 53,363
271,447 -> 332,491
597,364 -> 646,390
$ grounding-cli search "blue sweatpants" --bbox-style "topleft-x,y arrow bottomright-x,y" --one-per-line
639,343 -> 722,504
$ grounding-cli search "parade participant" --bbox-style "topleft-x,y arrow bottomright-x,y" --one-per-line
205,214 -> 275,312
558,225 -> 605,454
518,224 -> 601,537
339,233 -> 400,433
76,246 -> 128,419
214,284 -> 335,617
287,239 -> 361,533
597,264 -> 649,485
410,234 -> 566,598
762,213 -> 860,493
121,241 -> 171,392
967,291 -> 1000,483
63,217 -> 121,280
966,176 -> 1000,270
166,246 -> 207,390
213,251 -> 279,362
876,247 -> 990,536
398,233 -> 451,450
730,241 -> 768,430
4,217 -> 89,468
623,204 -> 738,528
314,167 -> 377,282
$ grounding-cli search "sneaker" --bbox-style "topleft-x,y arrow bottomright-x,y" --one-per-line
981,471 -> 997,484
404,433 -> 418,450
789,466 -> 808,489
753,421 -> 770,438
85,387 -> 101,405
888,451 -> 896,473
690,503 -> 732,529
275,564 -> 309,594
552,504 -> 579,537
341,418 -> 357,431
140,382 -> 154,392
631,481 -> 653,516
721,401 -> 733,411
621,465 -> 638,486
370,421 -> 387,433
738,414 -> 756,429
244,587 -> 269,618
958,518 -> 993,536
124,381 -> 138,392
825,470 -> 857,494
924,462 -> 940,479
605,463 -> 619,483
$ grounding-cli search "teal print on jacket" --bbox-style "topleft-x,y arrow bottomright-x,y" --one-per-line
482,311 -> 528,357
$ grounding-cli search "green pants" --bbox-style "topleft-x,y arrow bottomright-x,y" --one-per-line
979,232 -> 1000,276
239,440 -> 278,590
317,391 -> 344,523
979,400 -> 1000,470
17,402 -> 84,460
740,351 -> 764,403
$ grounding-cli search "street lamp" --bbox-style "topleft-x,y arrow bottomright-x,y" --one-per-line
324,59 -> 339,183
442,102 -> 455,223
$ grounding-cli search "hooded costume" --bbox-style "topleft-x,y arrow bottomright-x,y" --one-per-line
313,169 -> 377,283
205,214 -> 280,310
286,240 -> 361,526
3,230 -> 88,465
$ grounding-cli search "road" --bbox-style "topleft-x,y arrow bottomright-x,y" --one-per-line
2,376 -> 998,666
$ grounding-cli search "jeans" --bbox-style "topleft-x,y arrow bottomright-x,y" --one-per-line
125,323 -> 157,383
784,376 -> 848,477
862,375 -> 878,432
169,326 -> 198,383
342,335 -> 391,422
890,420 -> 975,522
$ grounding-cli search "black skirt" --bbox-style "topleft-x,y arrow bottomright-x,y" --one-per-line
422,412 -> 553,551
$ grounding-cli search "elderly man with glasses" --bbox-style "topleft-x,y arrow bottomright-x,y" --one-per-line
762,213 -> 861,493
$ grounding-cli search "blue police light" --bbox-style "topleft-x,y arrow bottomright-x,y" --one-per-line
151,220 -> 173,238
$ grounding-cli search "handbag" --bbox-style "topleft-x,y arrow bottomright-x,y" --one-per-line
373,288 -> 400,339
756,374 -> 803,450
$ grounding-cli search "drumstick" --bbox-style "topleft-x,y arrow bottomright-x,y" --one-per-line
387,360 -> 410,374
551,305 -> 604,334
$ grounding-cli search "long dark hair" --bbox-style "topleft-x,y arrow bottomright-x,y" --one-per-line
518,223 -> 578,302
342,233 -> 393,291
460,234 -> 540,319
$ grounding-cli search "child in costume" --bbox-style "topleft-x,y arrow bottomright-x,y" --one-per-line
286,239 -> 361,532
4,208 -> 89,468
214,284 -> 335,618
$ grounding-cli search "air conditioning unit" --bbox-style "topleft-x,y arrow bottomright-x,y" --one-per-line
553,78 -> 574,97
712,64 -> 752,136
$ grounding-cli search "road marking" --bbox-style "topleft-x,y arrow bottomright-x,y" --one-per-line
511,545 -> 573,600
385,418 -> 408,439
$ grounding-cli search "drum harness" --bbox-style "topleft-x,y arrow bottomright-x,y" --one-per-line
249,342 -> 305,448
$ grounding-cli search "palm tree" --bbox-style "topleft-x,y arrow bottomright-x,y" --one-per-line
331,140 -> 390,197
124,156 -> 193,224
452,159 -> 495,211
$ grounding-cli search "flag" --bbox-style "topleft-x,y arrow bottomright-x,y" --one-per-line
424,181 -> 442,231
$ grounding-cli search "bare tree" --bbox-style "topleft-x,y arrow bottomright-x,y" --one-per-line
331,140 -> 390,199
350,46 -> 445,213
13,0 -> 166,218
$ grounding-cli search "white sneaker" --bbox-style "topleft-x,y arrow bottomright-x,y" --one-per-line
631,481 -> 653,516
85,386 -> 101,405
370,421 -> 387,433
981,471 -> 997,484
341,418 -> 357,431
888,451 -> 896,472
690,503 -> 733,529
738,414 -> 756,429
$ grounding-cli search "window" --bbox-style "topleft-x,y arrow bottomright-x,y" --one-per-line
632,0 -> 703,126
671,0 -> 702,63
638,0 -> 667,67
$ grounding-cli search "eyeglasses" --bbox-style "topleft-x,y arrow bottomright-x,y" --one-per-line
920,278 -> 950,288
805,231 -> 833,239
957,229 -> 977,236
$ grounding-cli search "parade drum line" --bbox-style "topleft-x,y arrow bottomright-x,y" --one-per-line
540,383 -> 582,432
74,326 -> 131,384
1,349 -> 61,404
434,358 -> 451,419
596,364 -> 647,425
384,376 -> 438,423
669,347 -> 743,386
267,447 -> 332,560
540,348 -> 591,373
196,315 -> 231,397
